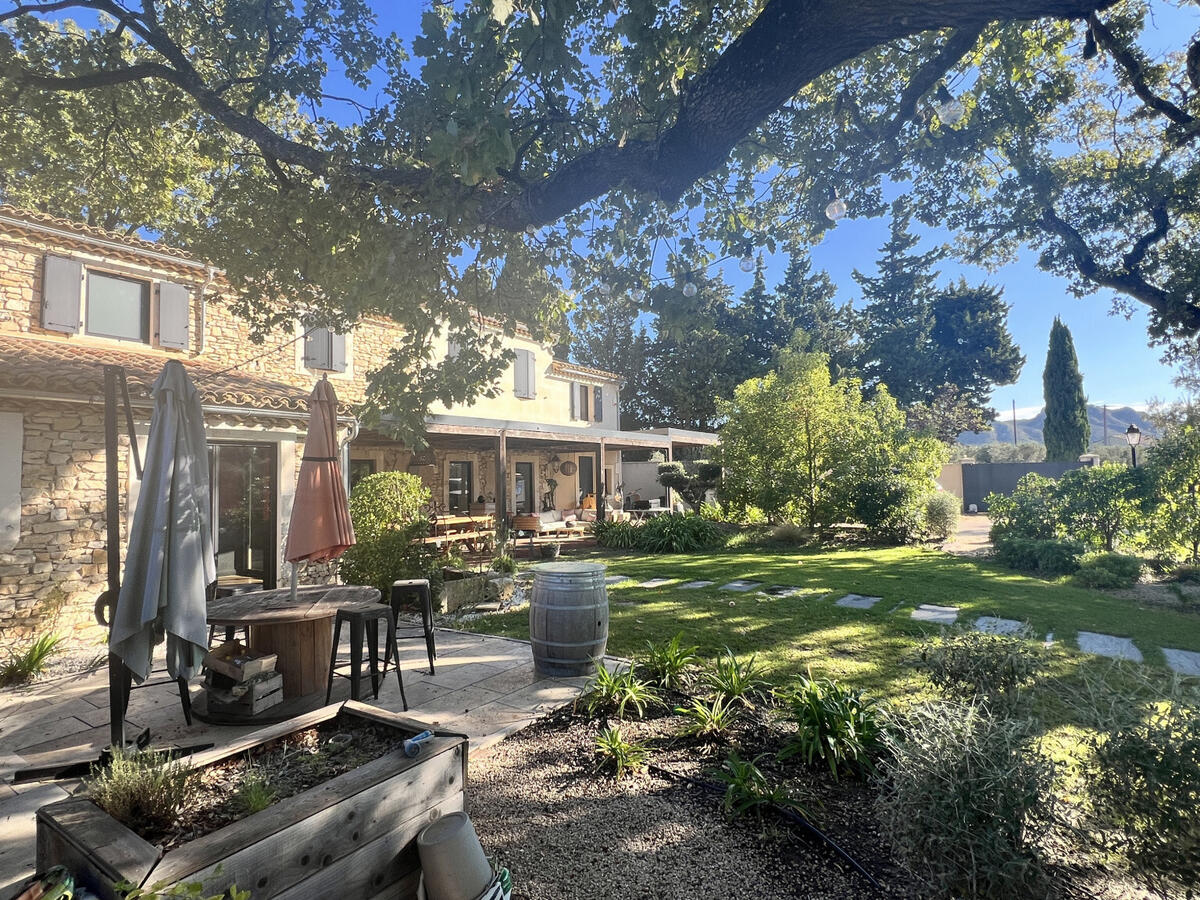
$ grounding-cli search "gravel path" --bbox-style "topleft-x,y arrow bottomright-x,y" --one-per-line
467,708 -> 919,900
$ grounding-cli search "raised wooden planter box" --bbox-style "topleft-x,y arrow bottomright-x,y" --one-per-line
36,702 -> 467,900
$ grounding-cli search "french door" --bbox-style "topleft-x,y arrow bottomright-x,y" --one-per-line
209,441 -> 277,588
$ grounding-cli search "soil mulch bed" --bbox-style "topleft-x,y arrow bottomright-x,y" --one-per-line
104,719 -> 399,851
467,701 -> 922,900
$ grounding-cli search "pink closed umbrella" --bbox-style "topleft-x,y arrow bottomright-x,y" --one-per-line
285,378 -> 355,597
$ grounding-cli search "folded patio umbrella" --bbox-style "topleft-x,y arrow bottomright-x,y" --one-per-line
285,377 -> 355,596
110,360 -> 216,682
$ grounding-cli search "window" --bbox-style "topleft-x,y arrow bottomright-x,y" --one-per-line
594,386 -> 604,422
40,254 -> 190,348
577,455 -> 594,500
570,382 -> 604,422
303,326 -> 347,372
514,349 -> 536,399
447,337 -> 461,359
349,458 -> 376,492
448,460 -> 473,513
85,271 -> 150,342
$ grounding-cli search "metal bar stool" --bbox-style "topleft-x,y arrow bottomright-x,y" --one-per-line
325,602 -> 407,709
390,578 -> 437,675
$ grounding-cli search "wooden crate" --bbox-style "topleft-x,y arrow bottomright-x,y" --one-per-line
36,703 -> 466,900
205,671 -> 284,716
203,641 -> 277,681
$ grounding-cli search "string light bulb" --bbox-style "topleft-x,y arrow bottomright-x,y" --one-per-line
738,245 -> 755,273
934,84 -> 965,125
524,224 -> 537,235
598,281 -> 612,296
631,286 -> 647,303
682,275 -> 698,297
824,188 -> 847,222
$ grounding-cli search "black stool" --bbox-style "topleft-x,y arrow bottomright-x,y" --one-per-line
325,603 -> 407,709
391,578 -> 437,675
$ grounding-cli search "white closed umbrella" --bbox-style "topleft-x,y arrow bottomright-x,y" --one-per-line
110,360 -> 216,682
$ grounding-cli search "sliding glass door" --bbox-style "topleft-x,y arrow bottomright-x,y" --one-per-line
209,442 -> 277,588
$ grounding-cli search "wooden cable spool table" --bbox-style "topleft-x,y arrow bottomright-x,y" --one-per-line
206,584 -> 381,699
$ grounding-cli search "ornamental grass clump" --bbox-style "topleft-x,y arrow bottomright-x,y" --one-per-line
87,749 -> 199,833
676,694 -> 740,740
593,725 -> 649,779
713,752 -> 810,821
876,701 -> 1056,899
919,629 -> 1040,712
579,664 -> 659,719
702,648 -> 767,709
637,632 -> 700,691
1088,700 -> 1200,896
776,674 -> 883,779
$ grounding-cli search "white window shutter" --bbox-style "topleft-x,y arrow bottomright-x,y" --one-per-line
526,350 -> 537,397
447,338 -> 461,359
569,382 -> 577,419
330,332 -> 347,372
156,281 -> 190,349
594,386 -> 604,422
304,326 -> 332,370
41,255 -> 83,333
514,349 -> 530,398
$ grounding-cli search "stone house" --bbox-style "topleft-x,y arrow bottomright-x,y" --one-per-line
0,206 -> 714,642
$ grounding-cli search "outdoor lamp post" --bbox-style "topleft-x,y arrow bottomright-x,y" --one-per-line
1124,423 -> 1142,468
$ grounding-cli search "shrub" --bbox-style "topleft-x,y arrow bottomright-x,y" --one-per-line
656,460 -> 722,511
993,535 -> 1083,576
591,518 -> 638,549
702,649 -> 767,709
1056,463 -> 1151,552
1088,701 -> 1200,894
634,513 -> 723,553
676,695 -> 740,739
876,702 -> 1055,899
339,472 -> 438,597
713,752 -> 809,820
919,630 -> 1039,710
923,492 -> 960,541
1168,563 -> 1200,584
87,749 -> 199,833
594,726 -> 649,779
699,501 -> 767,525
0,633 -> 63,687
637,633 -> 699,691
234,767 -> 276,815
849,474 -> 925,544
1072,552 -> 1144,589
776,675 -> 883,779
580,665 -> 659,719
986,473 -> 1061,541
770,522 -> 809,545
489,553 -> 517,574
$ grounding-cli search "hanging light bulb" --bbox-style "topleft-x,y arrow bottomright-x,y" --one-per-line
524,224 -> 537,235
598,281 -> 613,296
565,265 -> 575,279
824,188 -> 847,222
682,275 -> 698,297
631,286 -> 647,303
738,244 -> 755,273
934,84 -> 965,126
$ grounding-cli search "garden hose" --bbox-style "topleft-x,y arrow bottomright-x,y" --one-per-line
647,763 -> 885,895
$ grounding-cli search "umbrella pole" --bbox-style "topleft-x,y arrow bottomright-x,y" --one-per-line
104,366 -> 129,749
290,562 -> 299,603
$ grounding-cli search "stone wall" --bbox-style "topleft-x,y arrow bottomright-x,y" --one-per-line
0,400 -> 123,646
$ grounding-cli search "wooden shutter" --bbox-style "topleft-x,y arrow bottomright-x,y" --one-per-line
447,338 -> 461,359
569,382 -> 577,419
303,326 -> 332,370
330,332 -> 347,373
156,281 -> 190,349
514,349 -> 530,398
526,349 -> 537,397
41,255 -> 83,333
594,386 -> 604,422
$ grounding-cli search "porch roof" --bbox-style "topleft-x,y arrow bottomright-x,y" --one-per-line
422,414 -> 713,452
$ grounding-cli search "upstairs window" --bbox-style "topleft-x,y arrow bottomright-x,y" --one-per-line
570,382 -> 605,422
514,348 -> 536,399
593,385 -> 604,422
303,326 -> 347,372
40,254 -> 189,348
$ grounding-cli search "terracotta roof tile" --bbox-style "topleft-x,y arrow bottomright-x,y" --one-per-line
550,359 -> 622,382
0,334 -> 312,414
0,206 -> 203,265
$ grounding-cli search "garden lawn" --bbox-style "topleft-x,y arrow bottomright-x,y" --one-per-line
470,545 -> 1200,729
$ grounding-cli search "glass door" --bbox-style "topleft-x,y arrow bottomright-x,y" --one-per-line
577,455 -> 594,504
209,442 -> 277,588
514,462 -> 534,514
448,460 -> 473,513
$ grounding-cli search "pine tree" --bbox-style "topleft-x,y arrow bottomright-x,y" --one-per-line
1042,317 -> 1090,461
773,253 -> 857,379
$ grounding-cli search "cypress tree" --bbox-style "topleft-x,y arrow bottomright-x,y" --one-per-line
1042,317 -> 1090,461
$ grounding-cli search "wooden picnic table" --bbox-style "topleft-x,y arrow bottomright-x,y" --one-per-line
206,584 -> 380,698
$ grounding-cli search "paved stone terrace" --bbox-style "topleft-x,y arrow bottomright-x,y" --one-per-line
0,628 -> 602,891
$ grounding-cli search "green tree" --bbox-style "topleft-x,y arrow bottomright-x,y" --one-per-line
1145,426 -> 1200,562
570,298 -> 653,430
1056,464 -> 1148,552
1042,317 -> 1090,461
772,253 -> 857,380
717,345 -> 944,529
656,461 -> 722,512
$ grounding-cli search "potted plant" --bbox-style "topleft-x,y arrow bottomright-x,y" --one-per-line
539,541 -> 561,560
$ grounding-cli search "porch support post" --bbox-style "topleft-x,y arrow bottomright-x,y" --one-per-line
596,441 -> 606,523
665,443 -> 674,511
496,431 -> 508,531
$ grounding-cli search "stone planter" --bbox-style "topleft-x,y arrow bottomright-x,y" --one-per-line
36,702 -> 467,900
440,571 -> 487,613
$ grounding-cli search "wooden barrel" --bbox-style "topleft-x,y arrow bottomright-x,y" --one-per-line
529,561 -> 609,677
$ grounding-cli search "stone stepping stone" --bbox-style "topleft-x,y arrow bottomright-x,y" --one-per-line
759,585 -> 804,598
835,593 -> 881,610
637,577 -> 674,588
974,616 -> 1026,636
1163,647 -> 1200,676
911,604 -> 960,624
719,579 -> 763,592
604,575 -> 630,585
679,580 -> 715,589
1077,631 -> 1143,663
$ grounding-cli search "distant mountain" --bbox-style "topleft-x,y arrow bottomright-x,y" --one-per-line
957,405 -> 1155,446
